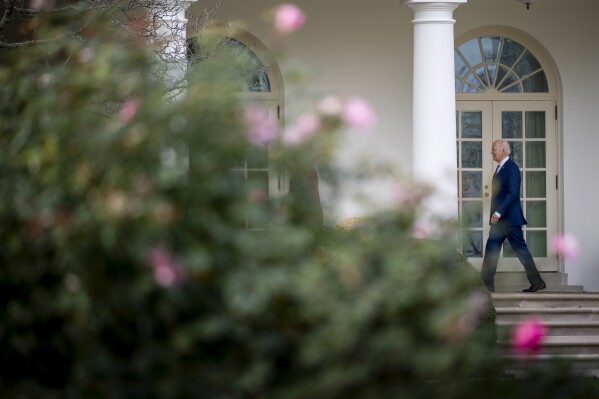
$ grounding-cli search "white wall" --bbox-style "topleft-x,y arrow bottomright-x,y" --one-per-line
197,0 -> 415,220
193,0 -> 599,290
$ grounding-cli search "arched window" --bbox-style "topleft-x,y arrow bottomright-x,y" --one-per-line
186,31 -> 283,229
455,36 -> 548,93
187,36 -> 271,92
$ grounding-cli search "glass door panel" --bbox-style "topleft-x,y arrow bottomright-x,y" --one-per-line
456,102 -> 492,269
493,101 -> 557,271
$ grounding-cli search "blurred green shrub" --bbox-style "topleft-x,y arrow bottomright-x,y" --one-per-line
1,5 -> 591,399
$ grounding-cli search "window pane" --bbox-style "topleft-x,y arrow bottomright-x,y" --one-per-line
462,171 -> 482,198
229,170 -> 246,193
502,112 -> 522,138
247,172 -> 269,191
232,157 -> 245,169
508,141 -> 523,167
486,64 -> 497,86
525,111 -> 546,138
455,52 -> 469,77
481,36 -> 501,63
247,172 -> 270,228
502,83 -> 521,93
514,50 -> 542,77
527,230 -> 547,257
526,142 -> 546,168
246,145 -> 269,169
526,171 -> 546,197
497,72 -> 518,92
462,231 -> 483,258
522,71 -> 548,92
462,112 -> 483,138
496,66 -> 508,88
526,200 -> 546,228
458,39 -> 483,68
466,72 -> 484,90
499,38 -> 524,68
462,83 -> 483,93
462,142 -> 482,168
475,66 -> 489,87
462,201 -> 483,228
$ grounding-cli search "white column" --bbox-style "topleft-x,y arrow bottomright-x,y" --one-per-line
401,0 -> 466,223
150,0 -> 197,98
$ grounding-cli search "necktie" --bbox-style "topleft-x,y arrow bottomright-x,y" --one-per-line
494,164 -> 500,176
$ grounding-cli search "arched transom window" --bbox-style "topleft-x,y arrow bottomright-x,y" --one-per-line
455,36 -> 548,93
187,37 -> 271,92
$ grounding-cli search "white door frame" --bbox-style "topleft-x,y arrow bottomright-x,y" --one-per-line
457,100 -> 559,272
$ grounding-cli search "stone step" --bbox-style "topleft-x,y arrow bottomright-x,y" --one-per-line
499,336 -> 599,356
497,320 -> 599,336
495,307 -> 599,322
502,354 -> 599,377
494,272 -> 568,287
492,292 -> 599,308
493,285 -> 584,293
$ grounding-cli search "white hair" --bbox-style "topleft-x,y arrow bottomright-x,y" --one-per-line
494,139 -> 511,155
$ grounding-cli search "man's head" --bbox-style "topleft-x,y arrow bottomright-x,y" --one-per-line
491,139 -> 510,163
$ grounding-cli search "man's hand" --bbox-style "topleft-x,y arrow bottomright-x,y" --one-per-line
491,214 -> 500,224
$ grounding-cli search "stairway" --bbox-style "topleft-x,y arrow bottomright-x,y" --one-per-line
492,291 -> 599,376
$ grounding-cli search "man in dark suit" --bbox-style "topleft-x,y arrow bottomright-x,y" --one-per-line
480,139 -> 546,293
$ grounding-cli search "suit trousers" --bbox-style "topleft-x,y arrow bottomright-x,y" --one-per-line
480,223 -> 543,286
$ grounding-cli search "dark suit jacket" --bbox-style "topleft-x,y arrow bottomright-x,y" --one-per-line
490,158 -> 527,227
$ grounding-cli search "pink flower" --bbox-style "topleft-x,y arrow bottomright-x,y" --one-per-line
154,264 -> 177,287
551,233 -> 579,261
79,47 -> 93,64
412,219 -> 431,239
119,98 -> 141,123
511,317 -> 547,355
317,96 -> 344,116
274,4 -> 306,34
283,113 -> 321,146
342,96 -> 376,132
147,246 -> 185,287
244,106 -> 278,147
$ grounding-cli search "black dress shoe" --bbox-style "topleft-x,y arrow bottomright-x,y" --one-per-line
485,285 -> 495,293
522,281 -> 546,293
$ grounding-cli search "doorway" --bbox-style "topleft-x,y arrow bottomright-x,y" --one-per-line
456,100 -> 558,272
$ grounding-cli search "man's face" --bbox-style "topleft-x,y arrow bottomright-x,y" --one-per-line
491,142 -> 506,163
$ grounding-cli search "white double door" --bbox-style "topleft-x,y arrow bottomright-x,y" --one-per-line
456,100 -> 558,272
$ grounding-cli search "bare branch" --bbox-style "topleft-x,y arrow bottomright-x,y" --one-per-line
0,37 -> 56,49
